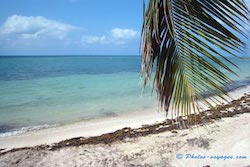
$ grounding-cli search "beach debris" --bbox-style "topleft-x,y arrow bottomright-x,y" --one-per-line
0,94 -> 250,156
171,130 -> 178,134
186,137 -> 212,149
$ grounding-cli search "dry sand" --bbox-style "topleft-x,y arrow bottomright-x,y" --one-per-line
0,113 -> 249,166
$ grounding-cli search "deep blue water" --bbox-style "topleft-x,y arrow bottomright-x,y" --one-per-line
0,56 -> 141,81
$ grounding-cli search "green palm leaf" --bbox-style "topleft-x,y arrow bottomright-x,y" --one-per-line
141,0 -> 250,120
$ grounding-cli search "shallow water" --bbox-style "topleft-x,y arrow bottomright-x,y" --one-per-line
0,56 -> 249,136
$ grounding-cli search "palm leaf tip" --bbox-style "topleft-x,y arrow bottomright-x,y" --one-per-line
141,0 -> 250,121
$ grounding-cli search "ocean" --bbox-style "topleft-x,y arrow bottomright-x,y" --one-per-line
0,56 -> 249,136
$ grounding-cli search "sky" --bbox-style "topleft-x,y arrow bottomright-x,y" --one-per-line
0,0 -> 249,56
0,0 -> 143,55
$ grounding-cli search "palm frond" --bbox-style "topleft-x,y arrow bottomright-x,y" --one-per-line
141,0 -> 250,120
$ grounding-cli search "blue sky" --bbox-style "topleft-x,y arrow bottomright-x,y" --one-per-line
0,0 -> 249,56
0,0 -> 143,55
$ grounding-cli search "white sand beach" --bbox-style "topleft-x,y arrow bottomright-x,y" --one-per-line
0,107 -> 249,166
0,86 -> 249,166
1,0 -> 250,166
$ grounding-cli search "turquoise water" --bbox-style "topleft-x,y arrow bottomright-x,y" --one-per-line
0,56 -> 249,135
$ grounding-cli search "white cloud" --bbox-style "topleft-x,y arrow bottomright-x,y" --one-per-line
82,35 -> 109,44
0,15 -> 77,40
111,28 -> 138,39
82,28 -> 138,45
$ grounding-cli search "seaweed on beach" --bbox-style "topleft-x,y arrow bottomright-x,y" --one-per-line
0,93 -> 250,156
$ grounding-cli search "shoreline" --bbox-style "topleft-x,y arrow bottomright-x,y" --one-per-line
0,93 -> 249,166
0,85 -> 250,154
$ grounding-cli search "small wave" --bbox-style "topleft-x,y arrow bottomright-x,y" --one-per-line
0,124 -> 59,137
